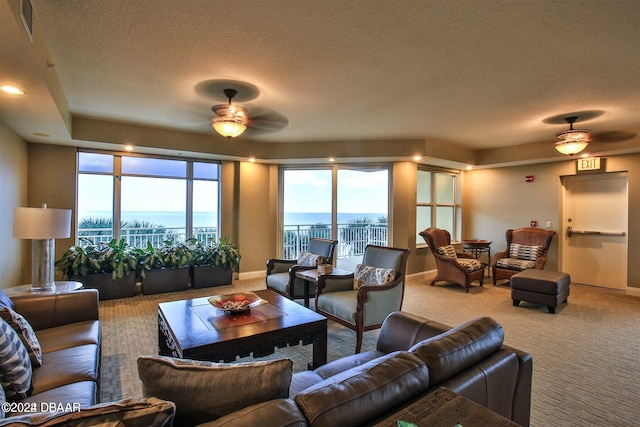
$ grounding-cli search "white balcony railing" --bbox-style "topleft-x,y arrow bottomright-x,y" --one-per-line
78,223 -> 389,261
283,223 -> 388,260
78,226 -> 218,248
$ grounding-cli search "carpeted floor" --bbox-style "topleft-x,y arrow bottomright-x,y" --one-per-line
98,273 -> 640,427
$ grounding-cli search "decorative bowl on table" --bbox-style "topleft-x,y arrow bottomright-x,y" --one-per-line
208,292 -> 264,314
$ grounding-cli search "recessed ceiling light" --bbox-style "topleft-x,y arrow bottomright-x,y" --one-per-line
1,85 -> 25,95
124,145 -> 134,151
248,157 -> 256,163
328,157 -> 336,162
413,155 -> 422,161
466,166 -> 473,170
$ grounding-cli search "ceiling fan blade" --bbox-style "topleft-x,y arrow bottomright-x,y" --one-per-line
591,130 -> 637,143
245,107 -> 289,134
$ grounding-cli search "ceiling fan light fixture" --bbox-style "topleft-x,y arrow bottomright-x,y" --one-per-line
554,116 -> 590,156
211,88 -> 249,140
212,118 -> 247,139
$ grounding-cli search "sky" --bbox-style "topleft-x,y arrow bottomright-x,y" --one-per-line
78,167 -> 388,215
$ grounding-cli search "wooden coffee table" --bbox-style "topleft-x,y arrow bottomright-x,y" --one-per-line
158,289 -> 327,369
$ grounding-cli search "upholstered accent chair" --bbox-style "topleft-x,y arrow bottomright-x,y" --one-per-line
419,227 -> 485,293
315,245 -> 410,353
266,238 -> 338,301
491,227 -> 556,285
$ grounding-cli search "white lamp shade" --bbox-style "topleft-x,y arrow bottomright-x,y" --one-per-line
13,207 -> 72,239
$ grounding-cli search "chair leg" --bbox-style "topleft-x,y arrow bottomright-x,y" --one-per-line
547,306 -> 556,314
355,313 -> 364,353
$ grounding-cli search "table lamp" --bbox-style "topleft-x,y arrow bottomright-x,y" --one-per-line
13,204 -> 72,291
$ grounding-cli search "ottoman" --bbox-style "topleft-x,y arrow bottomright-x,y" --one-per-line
510,269 -> 570,313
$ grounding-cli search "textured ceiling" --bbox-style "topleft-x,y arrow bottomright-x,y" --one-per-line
1,0 -> 639,163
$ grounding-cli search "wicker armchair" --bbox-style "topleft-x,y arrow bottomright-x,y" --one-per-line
419,227 -> 485,292
491,227 -> 556,285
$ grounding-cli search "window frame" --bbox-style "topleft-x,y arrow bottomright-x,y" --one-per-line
416,167 -> 461,245
76,149 -> 220,246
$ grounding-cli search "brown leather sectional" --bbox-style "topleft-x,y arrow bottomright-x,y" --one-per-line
200,311 -> 532,427
4,289 -> 101,416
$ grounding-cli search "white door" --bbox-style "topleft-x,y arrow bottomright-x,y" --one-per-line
561,173 -> 628,289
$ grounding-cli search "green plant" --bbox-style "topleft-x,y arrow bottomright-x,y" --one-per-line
138,240 -> 193,278
56,238 -> 138,280
212,235 -> 241,269
189,236 -> 241,269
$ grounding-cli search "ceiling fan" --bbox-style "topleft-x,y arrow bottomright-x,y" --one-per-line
209,87 -> 289,140
211,89 -> 249,139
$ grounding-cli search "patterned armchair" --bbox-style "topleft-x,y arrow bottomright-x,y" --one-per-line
491,227 -> 556,285
315,245 -> 410,353
419,227 -> 485,292
266,238 -> 338,301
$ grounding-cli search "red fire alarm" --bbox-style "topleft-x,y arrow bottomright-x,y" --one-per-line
525,176 -> 534,182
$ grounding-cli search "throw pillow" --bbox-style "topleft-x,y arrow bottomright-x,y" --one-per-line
137,355 -> 293,426
0,397 -> 175,427
409,317 -> 504,386
0,291 -> 13,311
297,251 -> 323,266
0,309 -> 43,367
436,245 -> 458,258
0,317 -> 32,401
353,264 -> 396,289
509,243 -> 543,261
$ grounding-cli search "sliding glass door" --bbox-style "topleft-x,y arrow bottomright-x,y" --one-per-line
281,166 -> 389,268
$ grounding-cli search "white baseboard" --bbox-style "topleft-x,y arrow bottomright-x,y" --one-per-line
626,286 -> 640,297
238,270 -> 266,281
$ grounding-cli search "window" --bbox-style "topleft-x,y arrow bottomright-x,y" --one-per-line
416,169 -> 459,244
77,151 -> 220,248
281,165 -> 389,269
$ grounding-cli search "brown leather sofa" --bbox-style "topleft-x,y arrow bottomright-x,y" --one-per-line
1,289 -> 101,418
199,311 -> 532,427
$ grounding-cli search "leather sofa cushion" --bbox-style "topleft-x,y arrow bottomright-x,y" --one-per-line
14,381 -> 97,414
409,317 -> 504,386
313,350 -> 384,380
289,371 -> 324,399
294,351 -> 429,426
0,397 -> 175,426
196,398 -> 308,427
138,356 -> 293,426
30,345 -> 100,395
36,321 -> 100,354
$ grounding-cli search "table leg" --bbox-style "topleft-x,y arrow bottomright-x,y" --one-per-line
303,279 -> 310,308
309,320 -> 327,369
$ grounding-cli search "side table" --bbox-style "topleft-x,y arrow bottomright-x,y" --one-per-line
462,239 -> 492,277
4,281 -> 84,298
295,268 -> 353,308
373,386 -> 519,427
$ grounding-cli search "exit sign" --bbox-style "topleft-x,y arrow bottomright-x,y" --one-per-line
577,157 -> 601,171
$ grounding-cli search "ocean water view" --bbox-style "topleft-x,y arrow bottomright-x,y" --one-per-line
80,211 -> 387,228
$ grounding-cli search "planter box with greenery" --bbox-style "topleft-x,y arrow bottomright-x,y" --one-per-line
55,238 -> 138,300
139,240 -> 192,295
189,236 -> 241,288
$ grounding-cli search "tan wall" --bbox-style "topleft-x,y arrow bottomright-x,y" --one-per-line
0,120 -> 29,288
462,153 -> 640,289
235,161 -> 275,274
7,142 -> 640,290
27,144 -> 77,281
